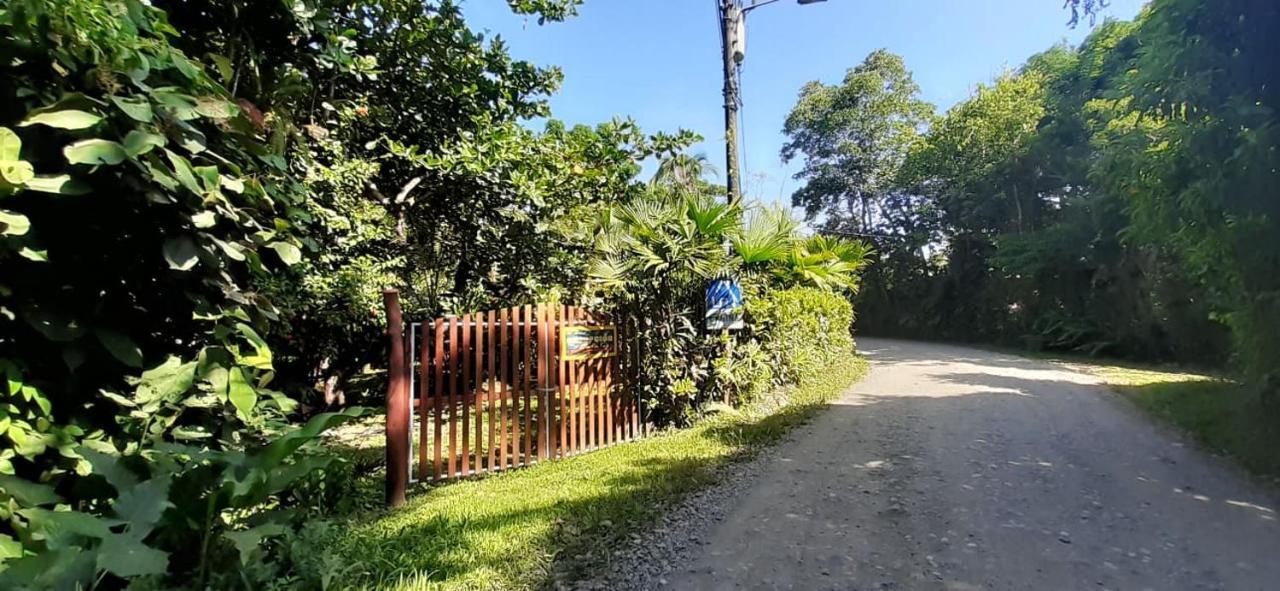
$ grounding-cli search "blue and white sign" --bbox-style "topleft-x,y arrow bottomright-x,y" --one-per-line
705,277 -> 745,331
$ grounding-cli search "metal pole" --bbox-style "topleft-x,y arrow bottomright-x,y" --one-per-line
383,289 -> 409,507
719,0 -> 743,206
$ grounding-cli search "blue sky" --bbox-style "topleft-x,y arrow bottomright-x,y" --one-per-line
466,0 -> 1147,206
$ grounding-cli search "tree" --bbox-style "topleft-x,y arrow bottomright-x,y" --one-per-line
781,50 -> 934,231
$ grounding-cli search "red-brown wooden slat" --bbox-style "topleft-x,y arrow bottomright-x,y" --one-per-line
555,301 -> 565,460
474,312 -> 485,473
535,303 -> 545,462
433,319 -> 444,480
506,304 -> 517,465
447,316 -> 459,479
497,307 -> 508,470
567,307 -> 578,454
462,313 -> 473,476
606,342 -> 615,445
487,309 -> 497,470
540,304 -> 550,460
519,305 -> 530,463
418,322 -> 429,479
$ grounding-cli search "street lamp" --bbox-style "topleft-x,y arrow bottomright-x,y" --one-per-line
718,0 -> 826,205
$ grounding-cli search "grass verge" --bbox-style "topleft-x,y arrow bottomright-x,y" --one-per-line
324,356 -> 868,590
1082,364 -> 1280,484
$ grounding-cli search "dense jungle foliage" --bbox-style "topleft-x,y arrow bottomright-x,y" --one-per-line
0,0 -> 870,586
784,0 -> 1278,397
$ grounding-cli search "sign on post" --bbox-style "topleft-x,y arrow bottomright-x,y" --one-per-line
561,325 -> 618,360
705,277 -> 744,331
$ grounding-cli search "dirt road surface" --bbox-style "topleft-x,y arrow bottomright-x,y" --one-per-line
667,338 -> 1280,590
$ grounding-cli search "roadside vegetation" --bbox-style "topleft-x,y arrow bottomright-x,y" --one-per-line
781,0 -> 1279,462
1085,366 -> 1280,483
0,0 -> 872,587
327,356 -> 868,590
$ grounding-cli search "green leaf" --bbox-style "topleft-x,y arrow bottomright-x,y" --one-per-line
162,235 -> 199,271
18,110 -> 101,130
165,149 -> 201,194
212,237 -> 246,261
96,533 -> 169,578
78,447 -> 139,491
268,242 -> 302,265
0,209 -> 30,236
152,91 -> 199,120
19,508 -> 119,539
253,408 -> 365,471
195,97 -> 237,119
0,474 -> 61,506
208,53 -> 234,84
228,367 -> 257,417
191,210 -> 216,228
23,174 -> 90,195
235,323 -> 273,369
17,247 -> 47,262
135,356 -> 197,405
0,127 -> 20,160
95,329 -> 143,368
63,139 -> 127,165
110,96 -> 153,122
123,130 -> 166,157
0,534 -> 21,561
113,476 -> 171,530
225,523 -> 286,565
0,160 -> 34,185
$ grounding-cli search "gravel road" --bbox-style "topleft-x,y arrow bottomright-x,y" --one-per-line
634,338 -> 1280,590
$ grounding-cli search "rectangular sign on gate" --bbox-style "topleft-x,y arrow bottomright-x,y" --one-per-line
561,325 -> 617,360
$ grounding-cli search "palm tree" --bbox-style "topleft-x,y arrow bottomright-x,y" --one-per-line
774,234 -> 875,292
651,152 -> 719,190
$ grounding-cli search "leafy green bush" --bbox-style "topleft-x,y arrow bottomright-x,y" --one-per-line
0,1 -> 362,587
746,286 -> 855,384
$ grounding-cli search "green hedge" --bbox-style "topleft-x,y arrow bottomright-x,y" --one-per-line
746,286 -> 854,384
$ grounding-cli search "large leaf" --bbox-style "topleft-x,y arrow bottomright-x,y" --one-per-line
23,174 -> 90,195
225,523 -> 286,565
110,96 -> 153,122
253,408 -> 366,470
228,367 -> 257,417
236,323 -> 273,369
18,110 -> 102,130
134,356 -> 197,405
0,209 -> 30,236
95,329 -> 143,368
0,127 -> 19,160
113,476 -> 172,531
96,533 -> 169,578
268,241 -> 302,265
64,139 -> 127,166
162,235 -> 200,271
123,130 -> 166,157
19,508 -> 119,539
0,474 -> 61,506
0,160 -> 34,185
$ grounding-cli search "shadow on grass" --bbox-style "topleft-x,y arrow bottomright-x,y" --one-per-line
1119,378 -> 1280,482
329,362 -> 867,590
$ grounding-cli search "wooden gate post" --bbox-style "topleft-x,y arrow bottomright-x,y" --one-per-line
383,289 -> 409,507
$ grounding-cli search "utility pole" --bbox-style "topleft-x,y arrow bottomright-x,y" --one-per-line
716,0 -> 824,206
718,0 -> 744,206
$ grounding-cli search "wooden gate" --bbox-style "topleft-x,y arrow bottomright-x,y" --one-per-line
383,295 -> 641,502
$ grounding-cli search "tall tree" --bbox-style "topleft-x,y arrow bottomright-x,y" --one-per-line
781,50 -> 933,231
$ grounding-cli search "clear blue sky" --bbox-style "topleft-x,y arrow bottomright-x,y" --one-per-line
466,0 -> 1146,206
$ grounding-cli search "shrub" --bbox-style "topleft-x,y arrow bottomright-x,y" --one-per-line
746,286 -> 855,384
0,1 -> 361,587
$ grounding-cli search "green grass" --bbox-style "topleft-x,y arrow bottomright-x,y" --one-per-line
1085,364 -> 1280,484
325,357 -> 868,590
